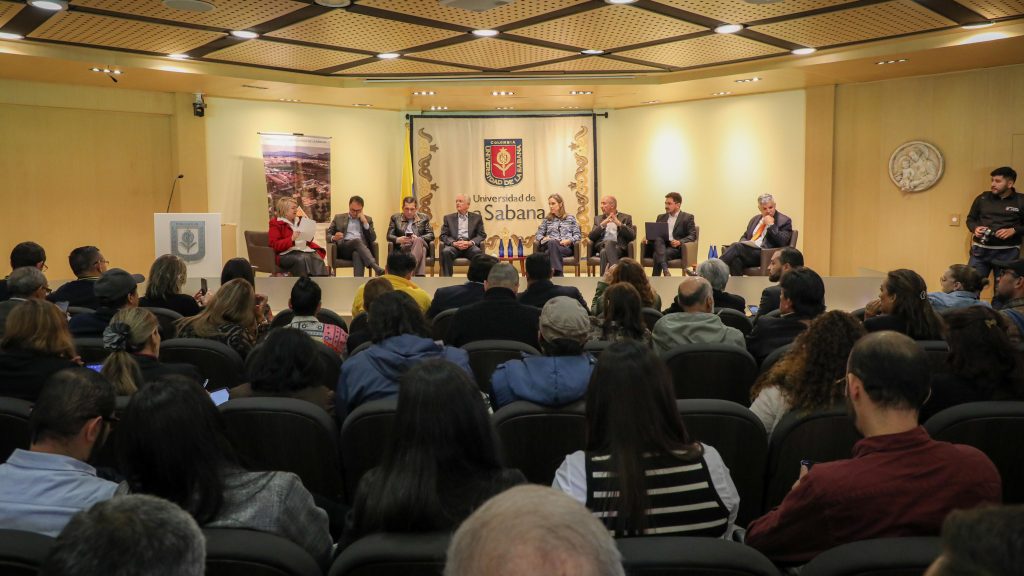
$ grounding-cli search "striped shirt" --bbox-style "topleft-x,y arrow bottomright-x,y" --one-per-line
536,215 -> 582,243
553,444 -> 739,538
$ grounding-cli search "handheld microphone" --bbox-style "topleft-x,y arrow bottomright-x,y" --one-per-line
166,174 -> 184,212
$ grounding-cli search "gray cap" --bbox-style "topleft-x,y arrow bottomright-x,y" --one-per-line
94,268 -> 144,301
540,296 -> 590,342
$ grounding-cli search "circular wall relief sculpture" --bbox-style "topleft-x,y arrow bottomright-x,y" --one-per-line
889,141 -> 944,193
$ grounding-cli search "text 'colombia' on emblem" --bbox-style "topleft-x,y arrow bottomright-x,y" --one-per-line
484,139 -> 524,187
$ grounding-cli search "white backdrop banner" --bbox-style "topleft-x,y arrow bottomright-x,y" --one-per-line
411,115 -> 597,249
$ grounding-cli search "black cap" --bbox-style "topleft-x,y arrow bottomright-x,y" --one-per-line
992,260 -> 1024,276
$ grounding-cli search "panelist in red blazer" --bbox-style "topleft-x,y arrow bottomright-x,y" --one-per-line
268,196 -> 328,277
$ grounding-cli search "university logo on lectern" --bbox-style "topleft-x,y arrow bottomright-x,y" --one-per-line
170,221 -> 206,262
484,139 -> 523,187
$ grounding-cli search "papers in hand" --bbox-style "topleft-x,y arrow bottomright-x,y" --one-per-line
293,217 -> 316,247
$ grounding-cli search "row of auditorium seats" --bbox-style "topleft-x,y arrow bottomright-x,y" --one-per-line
0,526 -> 940,576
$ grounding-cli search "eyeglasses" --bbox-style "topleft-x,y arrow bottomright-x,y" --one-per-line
94,259 -> 110,267
41,263 -> 48,272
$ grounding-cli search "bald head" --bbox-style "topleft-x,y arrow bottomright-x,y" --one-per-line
676,276 -> 713,312
599,196 -> 617,215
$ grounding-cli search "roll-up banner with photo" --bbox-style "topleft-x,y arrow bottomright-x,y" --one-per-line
260,133 -> 332,224
409,115 -> 597,251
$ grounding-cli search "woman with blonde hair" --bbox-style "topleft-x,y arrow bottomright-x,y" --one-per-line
590,258 -> 661,315
102,307 -> 201,394
268,196 -> 328,277
176,279 -> 266,358
0,299 -> 80,401
534,193 -> 581,277
140,254 -> 202,317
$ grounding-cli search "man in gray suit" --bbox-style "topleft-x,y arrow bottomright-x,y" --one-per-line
587,195 -> 635,275
327,195 -> 384,277
440,194 -> 487,277
387,196 -> 435,276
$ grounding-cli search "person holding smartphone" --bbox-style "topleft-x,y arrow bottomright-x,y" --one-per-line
386,196 -> 434,277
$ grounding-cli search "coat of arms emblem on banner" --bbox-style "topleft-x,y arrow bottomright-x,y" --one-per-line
170,221 -> 206,262
484,139 -> 524,187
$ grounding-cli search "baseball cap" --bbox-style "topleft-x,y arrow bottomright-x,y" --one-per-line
992,260 -> 1024,276
94,268 -> 144,301
540,296 -> 590,342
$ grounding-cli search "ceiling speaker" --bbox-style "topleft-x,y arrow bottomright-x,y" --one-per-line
163,0 -> 216,12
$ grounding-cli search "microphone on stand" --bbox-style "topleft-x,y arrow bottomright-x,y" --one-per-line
165,174 -> 184,212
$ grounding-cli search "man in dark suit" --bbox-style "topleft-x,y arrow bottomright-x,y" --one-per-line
746,267 -> 825,365
326,195 -> 384,277
426,254 -> 498,319
386,196 -> 435,276
518,253 -> 589,311
644,192 -> 697,276
0,241 -> 46,302
440,194 -> 486,277
757,247 -> 804,318
695,258 -> 746,312
721,194 -> 794,276
587,195 -> 635,275
445,263 -> 541,349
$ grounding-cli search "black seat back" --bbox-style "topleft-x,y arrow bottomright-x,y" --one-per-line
460,340 -> 540,397
618,537 -> 780,576
204,528 -> 323,576
642,307 -> 663,332
0,397 -> 32,464
431,308 -> 458,341
0,529 -> 55,576
759,343 -> 793,375
801,537 -> 941,576
663,344 -> 758,405
73,336 -> 109,364
339,398 -> 398,502
917,340 -> 950,375
329,532 -> 449,576
492,400 -> 586,485
160,338 -> 245,389
717,308 -> 753,336
583,340 -> 612,357
142,306 -> 182,340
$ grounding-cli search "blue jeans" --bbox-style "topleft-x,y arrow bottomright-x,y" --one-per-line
968,245 -> 1020,281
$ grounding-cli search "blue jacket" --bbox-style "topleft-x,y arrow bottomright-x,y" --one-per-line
336,334 -> 471,420
491,354 -> 596,409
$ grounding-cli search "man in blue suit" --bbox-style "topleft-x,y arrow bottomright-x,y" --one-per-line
721,194 -> 794,276
426,254 -> 498,319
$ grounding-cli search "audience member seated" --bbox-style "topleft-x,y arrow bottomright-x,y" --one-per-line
863,269 -> 945,340
346,277 -> 392,355
268,196 -> 328,277
284,276 -> 347,355
928,263 -> 990,313
653,277 -> 745,355
47,247 -> 108,310
220,256 -> 273,323
924,505 -> 1024,576
746,267 -> 826,365
427,254 -> 497,319
351,252 -> 430,315
588,283 -> 652,345
993,259 -> 1024,344
0,368 -> 117,536
38,494 -> 205,576
139,254 -> 202,316
697,258 -> 746,313
101,307 -> 201,395
749,311 -> 865,435
175,278 -> 266,359
235,328 -> 335,416
0,241 -> 46,302
446,263 -> 542,349
342,360 -> 526,548
0,266 -> 50,338
745,332 -> 1002,565
491,297 -> 595,409
518,252 -> 589,311
756,247 -> 803,318
0,299 -> 81,401
919,306 -> 1024,422
554,340 -> 739,538
116,377 -> 332,565
446,485 -> 624,576
590,258 -> 660,317
68,268 -> 143,337
338,291 -> 470,420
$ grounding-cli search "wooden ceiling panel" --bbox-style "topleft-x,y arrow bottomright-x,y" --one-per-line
30,12 -> 224,54
69,0 -> 307,30
750,0 -> 957,48
616,34 -> 784,69
356,0 -> 589,29
0,1 -> 22,29
334,59 -> 477,75
205,39 -> 364,70
651,0 -> 862,24
510,5 -> 705,51
266,9 -> 461,53
410,38 -> 576,70
954,0 -> 1024,19
519,56 -> 665,72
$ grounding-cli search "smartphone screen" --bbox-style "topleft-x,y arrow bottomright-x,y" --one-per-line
200,278 -> 208,296
56,301 -> 70,313
86,363 -> 103,373
209,388 -> 230,406
748,305 -> 760,315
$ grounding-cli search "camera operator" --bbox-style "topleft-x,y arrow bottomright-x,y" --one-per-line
967,166 -> 1024,300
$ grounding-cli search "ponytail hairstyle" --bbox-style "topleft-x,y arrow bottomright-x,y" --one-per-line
101,307 -> 158,395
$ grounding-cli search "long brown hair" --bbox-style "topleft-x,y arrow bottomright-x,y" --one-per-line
145,254 -> 188,301
601,283 -> 647,341
546,193 -> 567,220
750,310 -> 866,412
944,306 -> 1024,399
175,278 -> 256,338
1,299 -> 77,359
610,258 -> 656,308
884,269 -> 945,340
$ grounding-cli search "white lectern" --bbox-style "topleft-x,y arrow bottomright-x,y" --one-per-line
154,213 -> 222,278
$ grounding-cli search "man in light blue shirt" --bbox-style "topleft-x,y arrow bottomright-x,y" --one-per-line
0,368 -> 118,536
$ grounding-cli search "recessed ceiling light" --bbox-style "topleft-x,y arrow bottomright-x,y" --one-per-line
231,30 -> 259,39
875,58 -> 908,65
604,0 -> 637,4
90,67 -> 101,72
112,70 -> 122,75
496,106 -> 514,110
561,106 -> 580,109
0,32 -> 24,40
162,0 -> 215,11
712,91 -> 731,96
377,53 -> 400,59
714,23 -> 744,34
168,53 -> 190,60
429,106 -> 448,111
581,49 -> 605,55
791,47 -> 816,55
491,90 -> 514,96
413,91 -> 436,96
279,98 -> 301,102
569,90 -> 593,95
734,77 -> 761,83
472,29 -> 499,37
27,0 -> 67,10
642,100 -> 660,104
314,0 -> 352,6
353,103 -> 373,107
962,21 -> 994,29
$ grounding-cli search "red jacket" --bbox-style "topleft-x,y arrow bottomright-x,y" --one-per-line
268,219 -> 326,265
